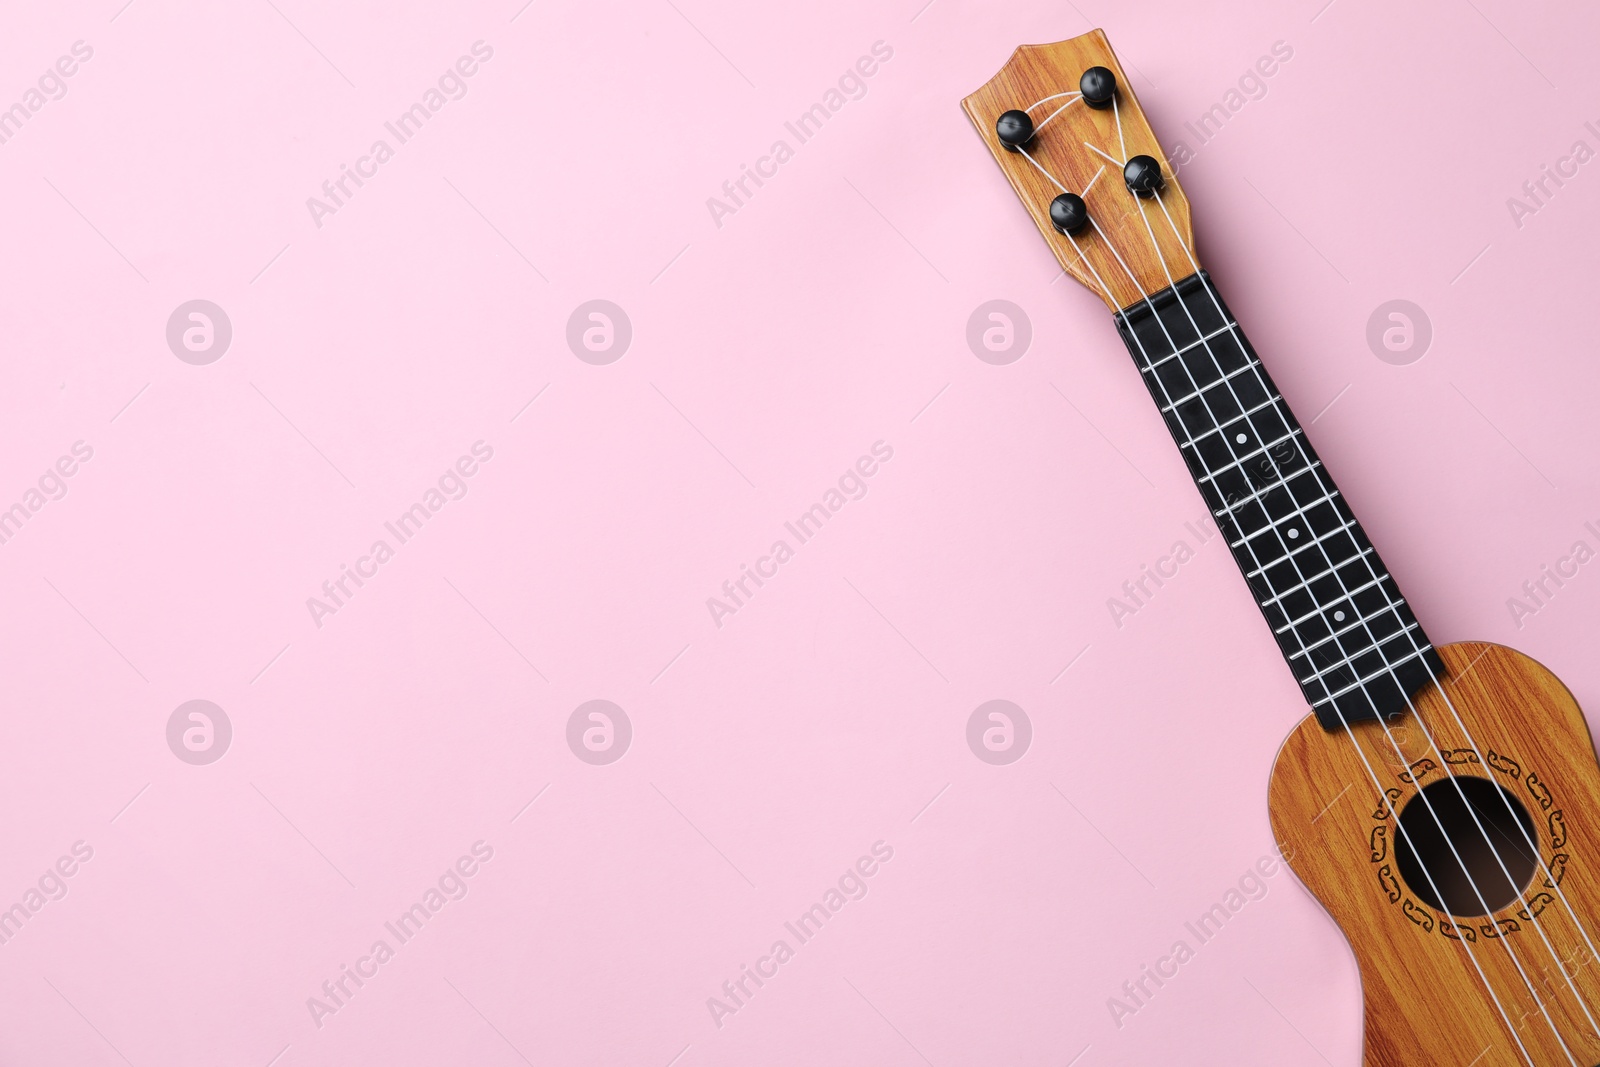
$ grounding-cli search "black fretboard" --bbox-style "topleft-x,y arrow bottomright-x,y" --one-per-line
1114,272 -> 1443,730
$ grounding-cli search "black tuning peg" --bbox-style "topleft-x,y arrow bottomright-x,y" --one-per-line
1080,66 -> 1116,109
1123,155 -> 1164,197
1049,193 -> 1088,234
995,109 -> 1034,151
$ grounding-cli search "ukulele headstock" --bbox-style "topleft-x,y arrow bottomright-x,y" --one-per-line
962,29 -> 1196,311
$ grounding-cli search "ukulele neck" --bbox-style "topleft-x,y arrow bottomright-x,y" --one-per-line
1114,271 -> 1444,729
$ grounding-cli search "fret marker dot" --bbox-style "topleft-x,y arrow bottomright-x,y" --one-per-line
1334,610 -> 1346,622
1288,528 -> 1300,539
1235,433 -> 1247,444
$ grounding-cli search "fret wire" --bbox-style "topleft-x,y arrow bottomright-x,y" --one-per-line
1273,575 -> 1401,633
1302,628 -> 1428,705
1241,516 -> 1359,579
1273,579 -> 1401,639
1212,460 -> 1326,515
1135,321 -> 1241,371
1145,291 -> 1405,675
1167,357 -> 1286,473
1150,344 -> 1329,534
1226,489 -> 1344,548
1157,360 -> 1262,413
1178,396 -> 1283,451
1195,428 -> 1303,478
1171,322 -> 1322,504
1131,286 -> 1331,566
1252,510 -> 1425,678
1309,645 -> 1435,706
1283,587 -> 1430,690
1276,574 -> 1393,635
1156,318 -> 1392,648
1256,547 -> 1375,608
1158,283 -> 1318,492
1273,556 -> 1423,659
1174,317 -> 1428,679
1139,286 -> 1440,710
1126,273 -> 1286,500
1082,175 -> 1435,733
1296,618 -> 1421,670
1121,275 -> 1431,724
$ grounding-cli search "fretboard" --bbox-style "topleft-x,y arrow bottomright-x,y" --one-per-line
1114,272 -> 1444,730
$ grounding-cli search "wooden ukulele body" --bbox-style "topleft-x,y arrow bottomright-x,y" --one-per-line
1269,642 -> 1600,1066
960,31 -> 1599,1063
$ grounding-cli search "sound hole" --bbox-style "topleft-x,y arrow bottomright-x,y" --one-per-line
1394,777 -> 1538,917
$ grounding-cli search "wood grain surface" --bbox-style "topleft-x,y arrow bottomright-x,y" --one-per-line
1270,642 -> 1600,1066
961,29 -> 1196,311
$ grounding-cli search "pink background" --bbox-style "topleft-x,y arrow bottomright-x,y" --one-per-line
1,0 -> 1597,1063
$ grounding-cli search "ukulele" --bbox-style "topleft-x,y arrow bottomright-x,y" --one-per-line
965,29 -> 1600,1066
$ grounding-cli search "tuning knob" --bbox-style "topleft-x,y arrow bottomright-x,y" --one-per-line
1123,154 -> 1164,197
1049,193 -> 1088,234
1080,66 -> 1116,109
995,109 -> 1034,151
